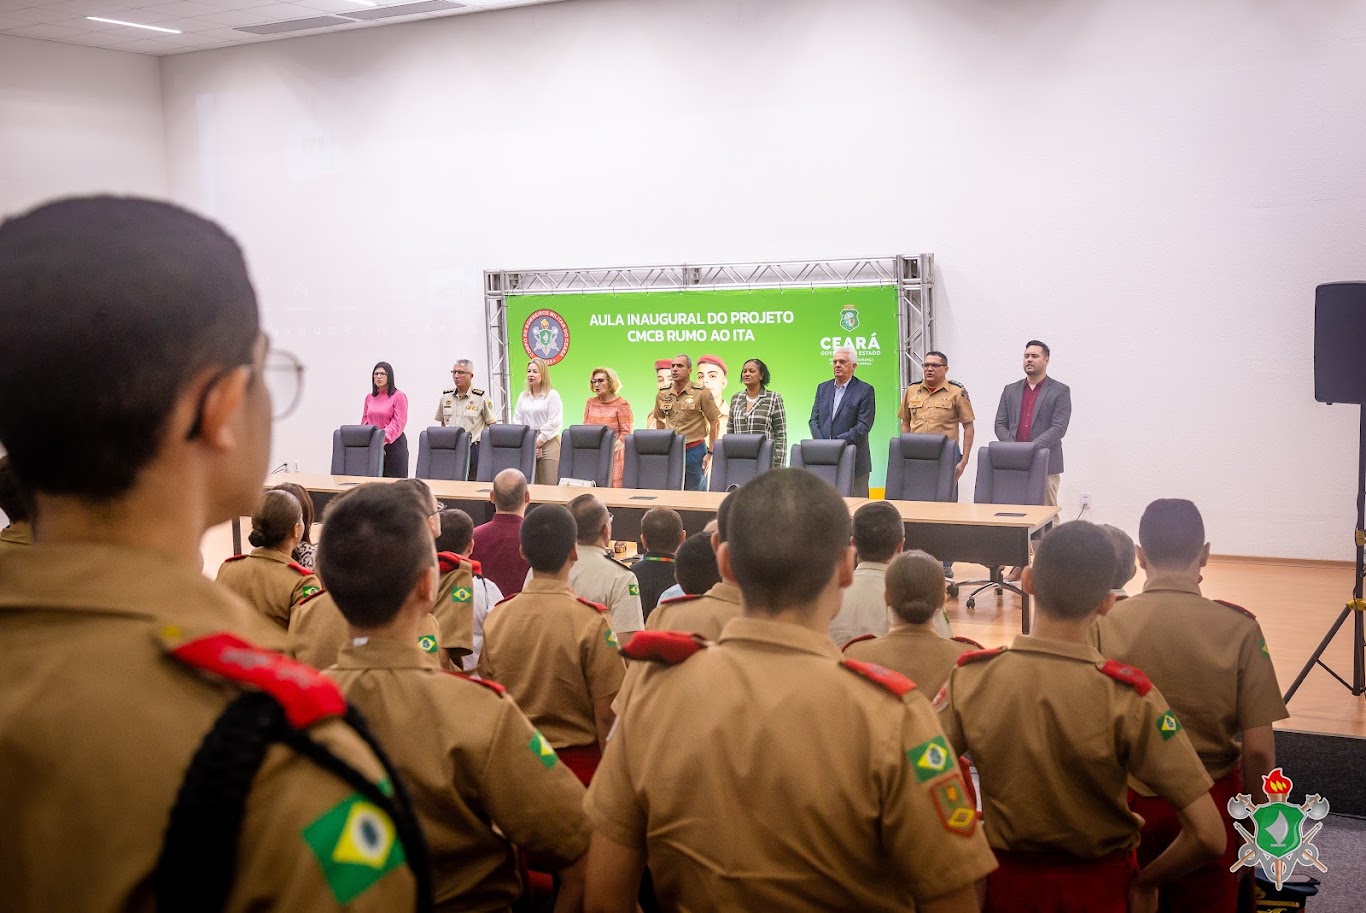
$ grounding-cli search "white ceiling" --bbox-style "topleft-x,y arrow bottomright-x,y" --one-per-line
0,0 -> 567,55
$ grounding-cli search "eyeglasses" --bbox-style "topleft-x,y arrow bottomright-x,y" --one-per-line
923,363 -> 946,370
591,377 -> 607,384
451,369 -> 472,376
265,348 -> 305,420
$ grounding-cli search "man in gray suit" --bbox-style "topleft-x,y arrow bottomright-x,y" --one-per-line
994,339 -> 1071,507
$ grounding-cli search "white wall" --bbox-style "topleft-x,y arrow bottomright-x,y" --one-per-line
0,34 -> 168,217
160,0 -> 1366,559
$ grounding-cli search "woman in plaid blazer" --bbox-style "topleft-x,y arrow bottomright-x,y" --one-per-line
726,358 -> 788,469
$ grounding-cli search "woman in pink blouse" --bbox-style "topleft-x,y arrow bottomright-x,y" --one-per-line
583,366 -> 633,487
361,360 -> 410,477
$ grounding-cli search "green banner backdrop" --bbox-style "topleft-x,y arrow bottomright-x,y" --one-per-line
504,287 -> 901,488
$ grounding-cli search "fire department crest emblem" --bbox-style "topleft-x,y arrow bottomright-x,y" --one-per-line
1228,767 -> 1329,889
522,309 -> 570,365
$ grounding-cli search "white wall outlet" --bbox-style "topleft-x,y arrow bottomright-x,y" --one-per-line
1081,493 -> 1092,510
291,461 -> 300,473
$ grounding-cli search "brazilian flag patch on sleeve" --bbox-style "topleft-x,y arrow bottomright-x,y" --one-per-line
1157,710 -> 1183,741
303,792 -> 405,903
628,582 -> 639,597
529,730 -> 559,769
417,634 -> 438,654
908,735 -> 954,783
605,628 -> 620,649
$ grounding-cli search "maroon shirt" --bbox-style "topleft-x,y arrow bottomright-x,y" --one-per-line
470,513 -> 530,598
1016,378 -> 1046,443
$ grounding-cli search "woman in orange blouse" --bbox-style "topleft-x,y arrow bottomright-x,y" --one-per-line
583,366 -> 633,487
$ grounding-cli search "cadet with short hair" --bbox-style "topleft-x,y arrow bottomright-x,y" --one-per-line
216,487 -> 321,628
0,455 -> 33,550
396,478 -> 478,667
647,493 -> 740,640
830,500 -> 903,645
479,504 -> 625,785
842,549 -> 980,697
1102,523 -> 1137,598
629,507 -> 683,619
1092,499 -> 1288,913
321,483 -> 591,912
0,196 -> 421,911
585,470 -> 998,912
565,493 -> 644,637
437,508 -> 504,672
939,521 -> 1225,912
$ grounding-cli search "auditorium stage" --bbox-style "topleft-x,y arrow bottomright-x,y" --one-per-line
200,523 -> 1365,742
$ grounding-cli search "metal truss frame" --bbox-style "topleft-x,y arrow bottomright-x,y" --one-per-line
484,255 -> 934,420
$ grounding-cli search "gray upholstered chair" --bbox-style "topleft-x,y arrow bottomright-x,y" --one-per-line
884,433 -> 956,502
957,441 -> 1051,625
708,434 -> 774,492
475,424 -> 537,483
789,439 -> 856,497
623,430 -> 684,490
415,427 -> 471,481
330,425 -> 384,477
558,424 -> 615,488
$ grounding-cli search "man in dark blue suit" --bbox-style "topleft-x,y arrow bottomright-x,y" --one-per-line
808,345 -> 876,497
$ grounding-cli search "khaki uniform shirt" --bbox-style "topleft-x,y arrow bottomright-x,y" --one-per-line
646,580 -> 743,640
432,553 -> 476,658
843,625 -> 976,698
327,637 -> 590,913
829,560 -> 893,646
288,590 -> 444,671
898,380 -> 975,441
477,579 -> 625,749
0,542 -> 415,912
586,616 -> 998,909
653,382 -> 720,445
435,387 -> 497,440
568,546 -> 644,636
1091,571 -> 1289,781
215,549 -> 321,629
0,524 -> 33,552
938,636 -> 1213,858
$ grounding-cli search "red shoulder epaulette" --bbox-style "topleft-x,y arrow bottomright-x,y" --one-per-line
287,561 -> 312,576
957,646 -> 1006,666
1099,659 -> 1153,695
621,630 -> 706,664
1214,599 -> 1256,620
951,636 -> 984,649
577,596 -> 610,614
437,552 -> 462,574
657,593 -> 702,606
841,659 -> 916,696
447,670 -> 506,695
224,554 -> 248,563
297,588 -> 328,607
165,630 -> 345,728
842,633 -> 877,652
466,557 -> 482,576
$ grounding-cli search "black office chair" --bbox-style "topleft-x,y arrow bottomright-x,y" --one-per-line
330,425 -> 384,477
623,430 -> 684,490
790,440 -> 856,497
883,433 -> 956,502
708,434 -> 774,491
475,424 -> 537,483
558,425 -> 615,488
954,442 -> 1050,627
415,427 -> 471,481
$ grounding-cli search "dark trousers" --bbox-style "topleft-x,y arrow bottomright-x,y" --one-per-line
684,443 -> 706,491
467,440 -> 481,481
382,433 -> 409,478
852,470 -> 870,498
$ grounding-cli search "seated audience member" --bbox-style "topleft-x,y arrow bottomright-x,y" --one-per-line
1102,524 -> 1137,599
565,493 -> 644,637
829,501 -> 900,645
0,455 -> 34,550
436,508 -> 504,672
472,468 -> 532,597
584,469 -> 997,911
939,521 -> 1224,913
396,479 -> 477,666
0,195 -> 418,909
289,590 -> 445,672
216,488 -> 320,628
657,532 -> 721,604
630,507 -> 685,619
271,481 -> 317,569
647,494 -> 739,640
842,550 -> 980,697
1092,499 -> 1288,913
318,483 -> 590,913
478,504 -> 625,786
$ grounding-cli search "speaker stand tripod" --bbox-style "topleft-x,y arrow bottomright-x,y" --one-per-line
1283,405 -> 1366,703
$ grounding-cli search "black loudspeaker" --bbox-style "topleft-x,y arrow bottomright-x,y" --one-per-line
1314,282 -> 1366,405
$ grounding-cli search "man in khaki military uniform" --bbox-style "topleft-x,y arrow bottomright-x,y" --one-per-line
653,353 -> 720,491
899,350 -> 975,481
843,550 -> 979,697
564,493 -> 644,637
0,455 -> 33,551
435,358 -> 497,481
1092,499 -> 1288,913
938,521 -> 1225,913
318,483 -> 591,912
584,469 -> 997,913
479,504 -> 625,785
0,197 -> 418,910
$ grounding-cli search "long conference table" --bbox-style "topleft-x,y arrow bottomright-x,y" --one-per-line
245,473 -> 1058,633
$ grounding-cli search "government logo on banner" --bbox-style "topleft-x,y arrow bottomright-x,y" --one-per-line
839,303 -> 860,331
522,309 -> 571,365
1228,768 -> 1329,890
